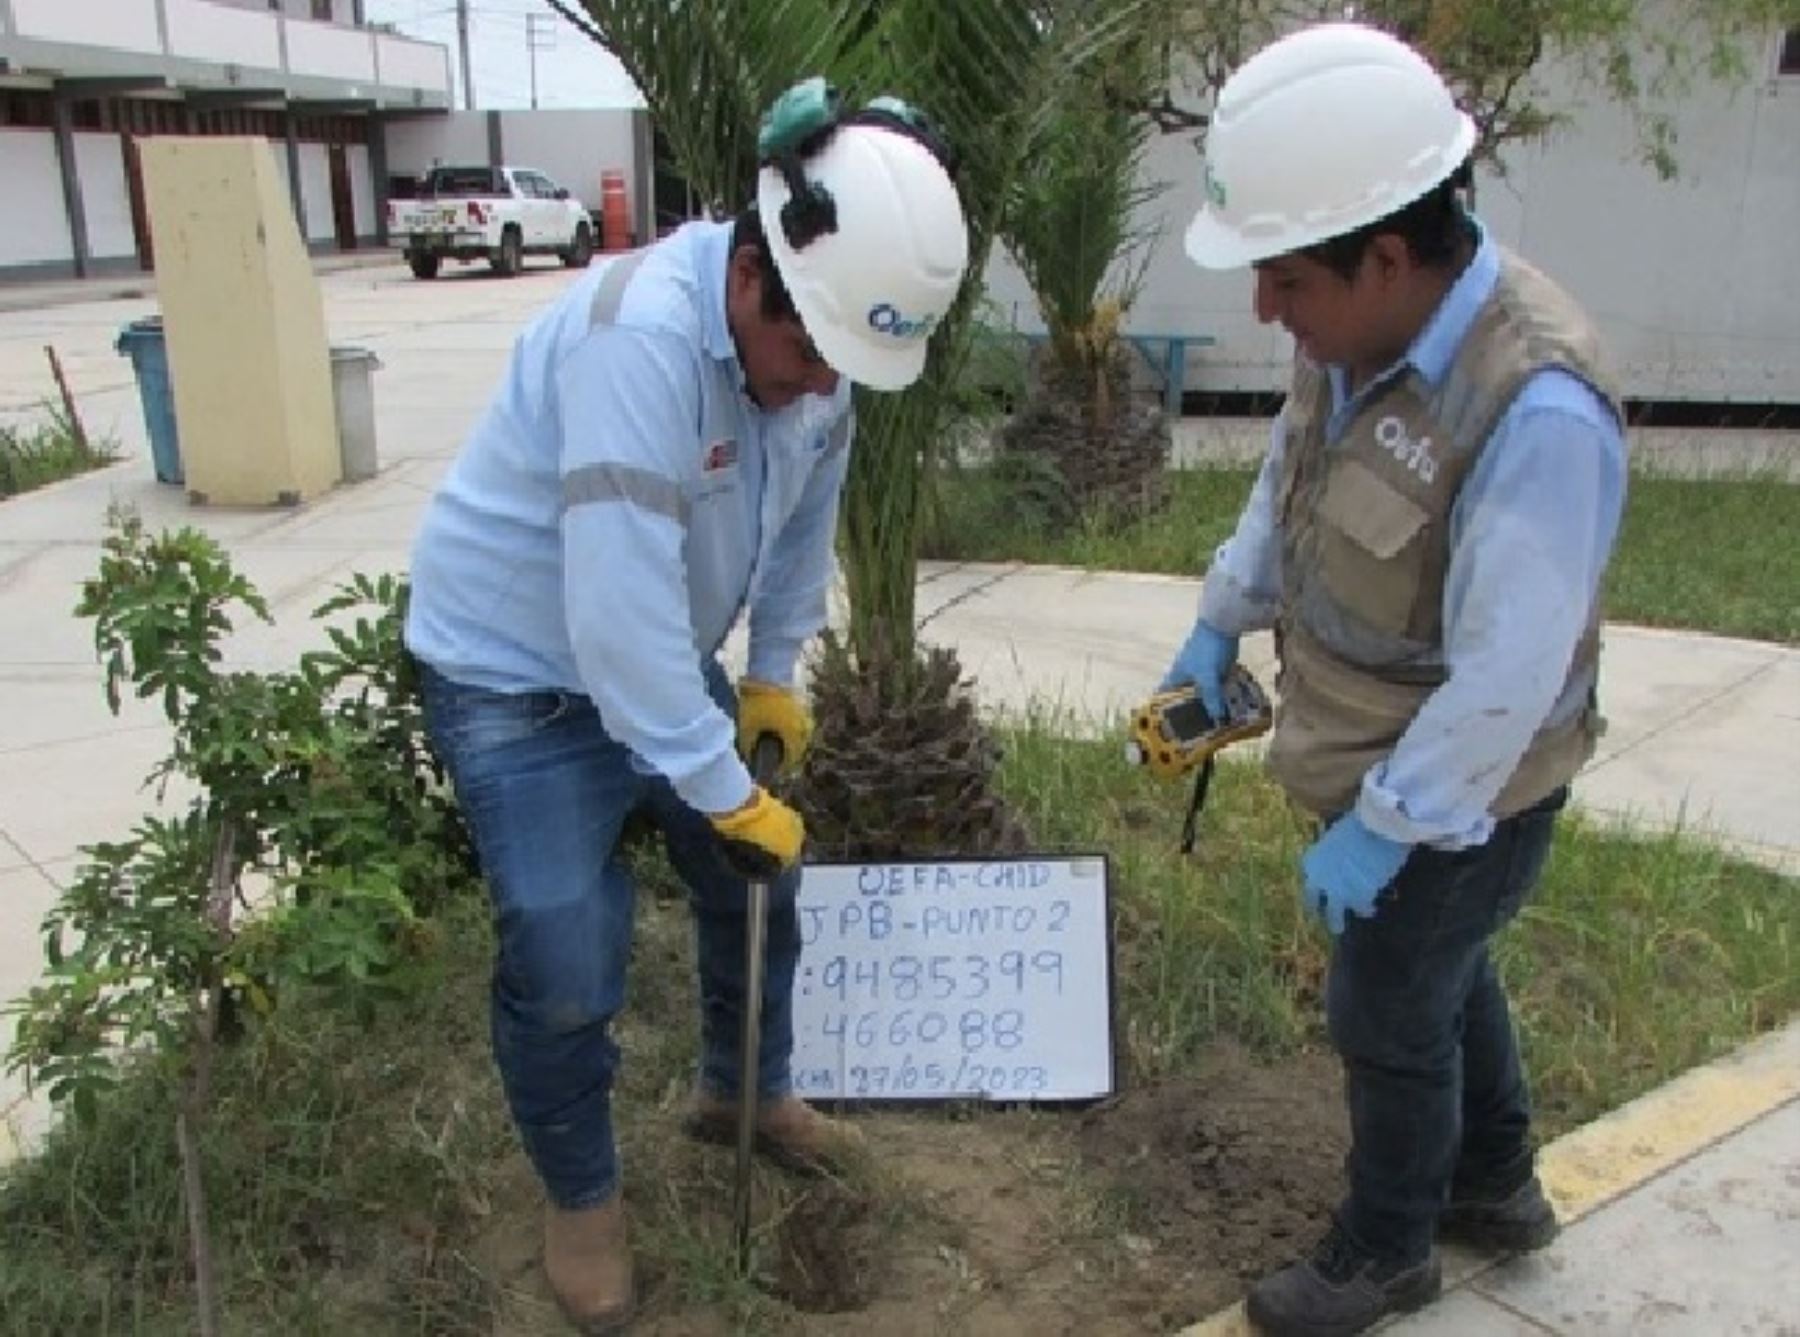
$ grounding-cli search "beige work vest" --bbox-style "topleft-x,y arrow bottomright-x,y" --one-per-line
1266,251 -> 1622,820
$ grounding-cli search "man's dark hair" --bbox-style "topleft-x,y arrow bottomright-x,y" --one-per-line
730,207 -> 800,323
1301,161 -> 1476,281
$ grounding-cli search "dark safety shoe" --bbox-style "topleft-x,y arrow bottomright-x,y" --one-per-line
1245,1223 -> 1442,1337
1439,1174 -> 1561,1253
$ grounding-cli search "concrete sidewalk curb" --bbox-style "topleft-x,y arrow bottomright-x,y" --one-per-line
0,252 -> 402,315
1173,1020 -> 1800,1335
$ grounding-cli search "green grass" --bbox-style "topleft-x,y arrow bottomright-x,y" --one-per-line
4,730 -> 1795,1331
923,461 -> 1257,575
995,729 -> 1800,1138
0,406 -> 117,500
923,464 -> 1800,643
1606,473 -> 1800,643
0,863 -> 869,1335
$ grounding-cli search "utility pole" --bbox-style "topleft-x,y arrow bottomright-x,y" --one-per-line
456,0 -> 475,110
527,11 -> 556,111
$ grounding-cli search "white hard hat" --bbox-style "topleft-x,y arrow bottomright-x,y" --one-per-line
1184,22 -> 1477,270
757,122 -> 969,391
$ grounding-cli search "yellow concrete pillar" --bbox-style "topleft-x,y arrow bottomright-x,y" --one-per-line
140,137 -> 341,506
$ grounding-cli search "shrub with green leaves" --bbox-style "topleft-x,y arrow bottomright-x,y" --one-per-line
8,514 -> 473,1115
4,511 -> 474,1331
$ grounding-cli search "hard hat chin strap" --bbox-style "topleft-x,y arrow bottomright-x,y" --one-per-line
847,99 -> 958,180
771,152 -> 839,251
757,78 -> 959,255
758,76 -> 845,252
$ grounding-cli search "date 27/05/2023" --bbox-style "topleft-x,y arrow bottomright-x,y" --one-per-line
797,1050 -> 1052,1098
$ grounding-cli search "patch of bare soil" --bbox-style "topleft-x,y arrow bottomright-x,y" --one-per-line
490,1042 -> 1350,1335
770,1177 -> 886,1313
1074,1043 -> 1350,1323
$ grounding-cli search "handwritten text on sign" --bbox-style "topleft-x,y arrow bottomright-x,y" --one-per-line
790,858 -> 1113,1102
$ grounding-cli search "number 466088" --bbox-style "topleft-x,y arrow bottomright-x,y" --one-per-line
821,1008 -> 1025,1053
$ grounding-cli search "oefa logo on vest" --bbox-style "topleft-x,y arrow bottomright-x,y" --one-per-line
1373,415 -> 1438,484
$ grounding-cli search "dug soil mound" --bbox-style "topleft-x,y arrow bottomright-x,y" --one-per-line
608,1043 -> 1347,1334
1075,1042 -> 1350,1320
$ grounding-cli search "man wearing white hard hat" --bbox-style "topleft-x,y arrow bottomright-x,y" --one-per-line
1160,23 -> 1626,1336
403,78 -> 967,1331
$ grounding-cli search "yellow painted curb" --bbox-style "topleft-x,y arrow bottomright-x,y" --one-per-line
1175,1020 -> 1800,1336
1538,1020 -> 1800,1221
1178,1302 -> 1254,1336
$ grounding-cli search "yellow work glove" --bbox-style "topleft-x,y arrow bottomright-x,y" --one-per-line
735,679 -> 813,773
709,786 -> 805,880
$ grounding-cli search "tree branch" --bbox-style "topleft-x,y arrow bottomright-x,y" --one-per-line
544,0 -> 611,51
1116,91 -> 1208,133
180,816 -> 238,1337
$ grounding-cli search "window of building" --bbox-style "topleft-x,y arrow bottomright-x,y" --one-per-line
1780,28 -> 1800,75
0,90 -> 55,129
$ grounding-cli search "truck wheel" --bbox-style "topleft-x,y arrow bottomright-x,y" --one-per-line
408,252 -> 441,280
561,222 -> 594,269
491,227 -> 523,278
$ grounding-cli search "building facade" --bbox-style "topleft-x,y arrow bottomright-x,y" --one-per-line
984,25 -> 1800,408
0,0 -> 452,277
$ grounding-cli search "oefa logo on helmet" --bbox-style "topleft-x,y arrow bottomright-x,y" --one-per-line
867,302 -> 939,342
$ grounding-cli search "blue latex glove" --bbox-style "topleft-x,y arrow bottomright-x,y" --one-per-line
1300,813 -> 1413,936
1161,620 -> 1239,720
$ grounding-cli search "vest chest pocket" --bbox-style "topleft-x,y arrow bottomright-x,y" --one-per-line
1310,459 -> 1433,638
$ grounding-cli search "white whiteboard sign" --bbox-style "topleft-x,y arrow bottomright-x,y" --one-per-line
789,856 -> 1114,1102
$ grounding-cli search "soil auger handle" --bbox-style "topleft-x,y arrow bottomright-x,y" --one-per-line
734,732 -> 786,1273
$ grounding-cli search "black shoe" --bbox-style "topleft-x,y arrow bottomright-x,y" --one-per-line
1245,1223 -> 1442,1337
1439,1175 -> 1560,1253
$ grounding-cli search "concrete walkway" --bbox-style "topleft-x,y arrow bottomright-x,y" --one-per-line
1,264 -> 1795,1332
0,250 -> 399,316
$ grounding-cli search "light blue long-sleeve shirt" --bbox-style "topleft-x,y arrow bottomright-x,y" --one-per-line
405,221 -> 853,816
1199,225 -> 1628,848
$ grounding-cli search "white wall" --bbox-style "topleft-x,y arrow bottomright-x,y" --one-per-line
1005,28 -> 1800,403
1488,62 -> 1800,402
73,133 -> 135,261
0,131 -> 72,269
499,110 -> 637,211
12,0 -> 444,102
383,114 -> 496,177
165,0 -> 285,71
349,144 -> 375,238
298,143 -> 335,243
11,0 -> 161,55
376,33 -> 453,98
286,16 -> 377,84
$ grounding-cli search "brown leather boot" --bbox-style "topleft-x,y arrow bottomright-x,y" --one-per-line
685,1092 -> 866,1176
543,1195 -> 634,1334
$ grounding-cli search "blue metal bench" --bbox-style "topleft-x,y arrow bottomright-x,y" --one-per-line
1124,333 -> 1218,414
1008,331 -> 1218,414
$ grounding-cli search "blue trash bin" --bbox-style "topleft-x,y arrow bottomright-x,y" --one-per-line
114,317 -> 182,485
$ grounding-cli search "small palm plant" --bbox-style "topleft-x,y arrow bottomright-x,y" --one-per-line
998,61 -> 1169,529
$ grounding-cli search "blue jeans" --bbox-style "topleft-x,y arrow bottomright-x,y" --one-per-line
1327,789 -> 1565,1263
419,662 -> 800,1210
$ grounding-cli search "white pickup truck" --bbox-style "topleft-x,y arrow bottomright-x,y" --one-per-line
387,165 -> 596,279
